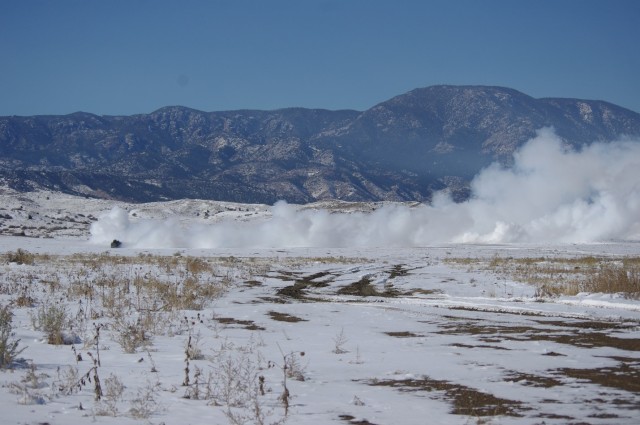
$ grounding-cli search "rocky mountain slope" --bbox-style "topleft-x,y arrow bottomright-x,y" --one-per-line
2,85 -> 639,203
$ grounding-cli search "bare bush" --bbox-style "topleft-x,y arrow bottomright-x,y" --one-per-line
186,256 -> 212,275
129,378 -> 161,419
31,302 -> 70,345
0,305 -> 26,368
215,346 -> 287,425
113,316 -> 151,353
332,327 -> 348,354
9,364 -> 48,405
54,365 -> 80,396
215,351 -> 259,407
94,374 -> 125,416
5,248 -> 35,265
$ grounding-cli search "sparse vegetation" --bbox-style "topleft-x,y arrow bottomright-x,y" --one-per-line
1,245 -> 638,424
5,248 -> 35,265
276,345 -> 306,416
129,378 -> 161,419
112,315 -> 151,353
95,373 -> 125,416
581,264 -> 640,298
446,255 -> 640,298
332,327 -> 349,354
31,302 -> 70,345
0,304 -> 25,368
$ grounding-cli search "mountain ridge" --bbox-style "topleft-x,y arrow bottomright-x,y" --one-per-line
2,85 -> 640,204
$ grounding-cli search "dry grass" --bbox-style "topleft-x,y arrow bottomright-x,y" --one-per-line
0,249 -> 268,352
31,302 -> 70,345
4,249 -> 35,265
0,248 -> 385,423
581,264 -> 640,297
447,255 -> 640,298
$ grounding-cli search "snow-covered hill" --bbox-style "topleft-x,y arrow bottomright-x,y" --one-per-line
0,185 -> 399,240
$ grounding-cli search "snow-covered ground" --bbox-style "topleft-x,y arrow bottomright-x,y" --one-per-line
1,188 -> 639,425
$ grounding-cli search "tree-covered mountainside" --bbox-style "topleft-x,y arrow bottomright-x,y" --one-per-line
2,85 -> 639,203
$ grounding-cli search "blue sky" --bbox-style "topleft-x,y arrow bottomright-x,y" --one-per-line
1,0 -> 639,116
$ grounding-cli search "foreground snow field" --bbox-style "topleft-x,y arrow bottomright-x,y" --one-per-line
1,234 -> 639,425
1,189 -> 639,424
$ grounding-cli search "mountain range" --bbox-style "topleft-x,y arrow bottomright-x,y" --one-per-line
1,85 -> 639,204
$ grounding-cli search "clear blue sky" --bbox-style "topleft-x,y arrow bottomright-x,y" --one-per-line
1,0 -> 639,116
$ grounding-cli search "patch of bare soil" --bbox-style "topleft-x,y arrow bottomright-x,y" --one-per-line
556,360 -> 640,394
367,376 -> 527,417
267,311 -> 307,322
338,414 -> 380,425
276,282 -> 311,300
275,270 -> 336,300
437,322 -> 544,336
337,276 -> 400,297
447,305 -> 550,317
388,264 -> 411,278
410,288 -> 444,296
213,316 -> 265,331
437,321 -> 640,351
384,331 -> 422,338
534,319 -> 637,330
504,372 -> 563,388
449,342 -> 510,351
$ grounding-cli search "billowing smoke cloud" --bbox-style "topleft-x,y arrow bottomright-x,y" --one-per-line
90,128 -> 640,248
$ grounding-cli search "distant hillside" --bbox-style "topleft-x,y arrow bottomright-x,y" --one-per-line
1,85 -> 639,203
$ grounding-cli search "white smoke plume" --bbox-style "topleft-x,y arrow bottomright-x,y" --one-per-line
90,128 -> 640,248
